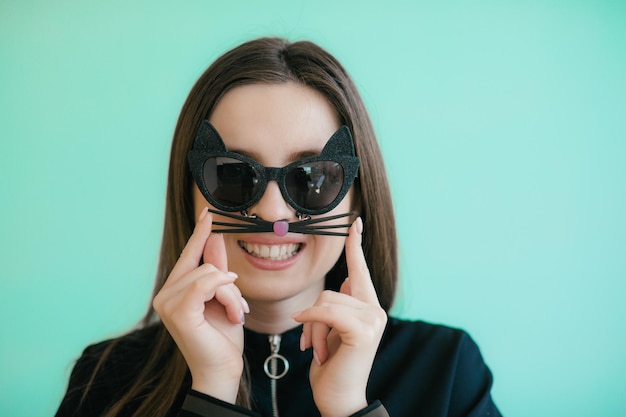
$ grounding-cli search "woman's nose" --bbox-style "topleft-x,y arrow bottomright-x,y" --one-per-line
247,181 -> 297,221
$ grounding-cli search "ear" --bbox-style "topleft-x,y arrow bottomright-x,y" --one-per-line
320,125 -> 356,156
191,120 -> 228,152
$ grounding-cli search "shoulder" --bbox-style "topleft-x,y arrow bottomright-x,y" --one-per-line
80,324 -> 161,361
371,318 -> 500,416
71,325 -> 161,379
55,325 -> 163,416
381,317 -> 474,351
381,317 -> 488,374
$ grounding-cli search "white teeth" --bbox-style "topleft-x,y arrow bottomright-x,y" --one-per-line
239,242 -> 301,260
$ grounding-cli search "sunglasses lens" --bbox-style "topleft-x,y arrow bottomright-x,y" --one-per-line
286,161 -> 345,211
203,157 -> 261,208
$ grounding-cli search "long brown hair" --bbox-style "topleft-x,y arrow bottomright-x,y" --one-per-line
88,37 -> 398,416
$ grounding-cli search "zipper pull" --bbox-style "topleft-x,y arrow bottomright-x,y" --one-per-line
263,334 -> 290,379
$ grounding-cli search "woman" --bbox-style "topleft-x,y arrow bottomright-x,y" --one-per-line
56,37 -> 501,417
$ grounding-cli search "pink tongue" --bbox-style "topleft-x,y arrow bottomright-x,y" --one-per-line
273,221 -> 289,237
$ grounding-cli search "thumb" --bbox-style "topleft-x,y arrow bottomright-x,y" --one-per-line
203,232 -> 228,272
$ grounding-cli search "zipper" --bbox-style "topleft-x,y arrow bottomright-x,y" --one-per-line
263,335 -> 290,417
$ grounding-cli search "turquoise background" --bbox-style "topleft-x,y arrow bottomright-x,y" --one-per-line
1,1 -> 625,416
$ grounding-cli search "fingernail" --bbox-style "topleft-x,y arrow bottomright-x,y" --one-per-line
227,271 -> 238,279
241,310 -> 246,324
241,297 -> 250,313
355,217 -> 363,234
299,333 -> 306,351
199,207 -> 209,221
313,350 -> 322,366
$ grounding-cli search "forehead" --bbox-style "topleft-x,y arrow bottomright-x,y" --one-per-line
208,82 -> 340,165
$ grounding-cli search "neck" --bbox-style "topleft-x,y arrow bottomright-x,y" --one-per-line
243,290 -> 318,335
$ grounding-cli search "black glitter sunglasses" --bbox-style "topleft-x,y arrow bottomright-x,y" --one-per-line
188,120 -> 360,217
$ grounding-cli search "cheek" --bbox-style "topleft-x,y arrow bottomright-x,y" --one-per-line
222,235 -> 241,254
314,235 -> 347,266
339,187 -> 359,219
192,186 -> 205,220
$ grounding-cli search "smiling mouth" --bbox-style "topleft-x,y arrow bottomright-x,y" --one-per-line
238,241 -> 302,260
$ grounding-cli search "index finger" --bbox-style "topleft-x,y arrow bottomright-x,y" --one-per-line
170,207 -> 214,278
344,217 -> 379,305
203,233 -> 228,272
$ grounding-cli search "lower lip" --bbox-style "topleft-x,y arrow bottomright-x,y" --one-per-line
240,245 -> 303,270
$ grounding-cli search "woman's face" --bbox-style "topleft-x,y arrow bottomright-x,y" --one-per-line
192,82 -> 353,308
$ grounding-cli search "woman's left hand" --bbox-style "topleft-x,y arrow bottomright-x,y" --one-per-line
292,217 -> 387,417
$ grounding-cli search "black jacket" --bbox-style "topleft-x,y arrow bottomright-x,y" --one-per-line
56,318 -> 501,416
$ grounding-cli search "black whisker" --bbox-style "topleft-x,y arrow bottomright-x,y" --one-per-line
290,229 -> 349,237
205,208 -> 355,237
207,209 -> 265,224
211,227 -> 273,233
295,212 -> 355,225
292,223 -> 352,230
211,221 -> 265,228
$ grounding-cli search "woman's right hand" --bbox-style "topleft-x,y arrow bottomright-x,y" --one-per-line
152,207 -> 247,403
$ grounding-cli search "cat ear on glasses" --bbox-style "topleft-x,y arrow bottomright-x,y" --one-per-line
187,121 -> 360,237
